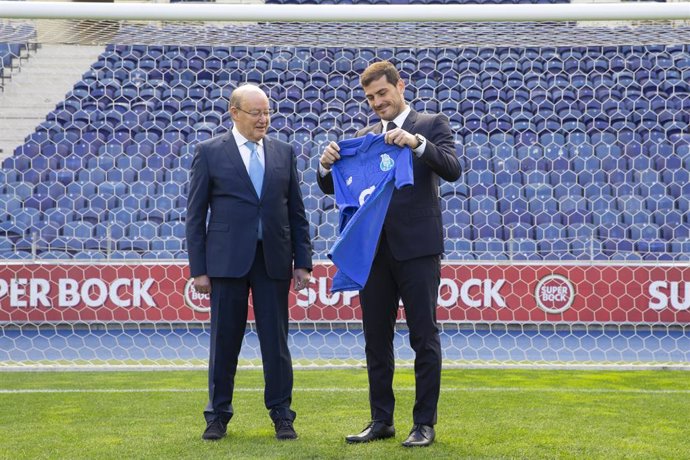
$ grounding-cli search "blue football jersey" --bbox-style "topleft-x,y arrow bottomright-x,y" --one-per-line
328,133 -> 414,292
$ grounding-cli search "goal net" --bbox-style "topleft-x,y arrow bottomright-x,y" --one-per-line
0,2 -> 689,369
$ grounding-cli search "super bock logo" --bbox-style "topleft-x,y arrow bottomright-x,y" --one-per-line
379,153 -> 394,171
184,278 -> 210,313
534,274 -> 575,314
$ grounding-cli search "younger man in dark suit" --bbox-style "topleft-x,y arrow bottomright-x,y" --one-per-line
318,61 -> 461,447
186,84 -> 312,442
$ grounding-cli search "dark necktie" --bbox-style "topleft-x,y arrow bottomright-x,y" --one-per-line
386,122 -> 397,132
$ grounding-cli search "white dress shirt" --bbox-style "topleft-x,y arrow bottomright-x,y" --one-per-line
232,127 -> 265,171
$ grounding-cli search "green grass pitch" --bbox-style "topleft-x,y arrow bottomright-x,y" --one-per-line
1,368 -> 689,459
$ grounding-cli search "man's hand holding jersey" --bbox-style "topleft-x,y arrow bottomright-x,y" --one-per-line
321,127 -> 422,175
384,127 -> 422,150
320,141 -> 341,172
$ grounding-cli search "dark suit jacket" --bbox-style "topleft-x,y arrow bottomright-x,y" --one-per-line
318,110 -> 460,261
186,131 -> 312,280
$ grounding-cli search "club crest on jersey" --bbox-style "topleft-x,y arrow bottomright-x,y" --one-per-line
379,153 -> 394,172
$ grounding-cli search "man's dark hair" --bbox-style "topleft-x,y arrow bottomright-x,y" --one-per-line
360,61 -> 401,88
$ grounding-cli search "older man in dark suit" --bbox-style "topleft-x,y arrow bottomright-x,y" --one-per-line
186,84 -> 312,442
318,61 -> 461,447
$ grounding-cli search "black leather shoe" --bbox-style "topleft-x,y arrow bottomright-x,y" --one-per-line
274,419 -> 298,440
202,418 -> 227,441
345,421 -> 395,443
402,424 -> 435,447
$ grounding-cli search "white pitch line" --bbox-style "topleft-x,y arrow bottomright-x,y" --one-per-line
1,387 -> 690,395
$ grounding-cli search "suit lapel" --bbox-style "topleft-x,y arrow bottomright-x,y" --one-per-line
401,110 -> 417,133
223,132 -> 258,199
260,137 -> 274,201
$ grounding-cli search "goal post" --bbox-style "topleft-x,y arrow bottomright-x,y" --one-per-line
1,1 -> 689,22
0,1 -> 689,370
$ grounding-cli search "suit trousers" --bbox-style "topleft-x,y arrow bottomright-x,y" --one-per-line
204,243 -> 295,424
359,233 -> 442,426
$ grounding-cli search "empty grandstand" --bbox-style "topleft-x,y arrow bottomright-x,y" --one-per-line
0,1 -> 689,369
1,39 -> 689,261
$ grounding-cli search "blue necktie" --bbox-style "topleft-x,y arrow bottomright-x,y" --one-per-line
247,141 -> 264,196
247,141 -> 263,239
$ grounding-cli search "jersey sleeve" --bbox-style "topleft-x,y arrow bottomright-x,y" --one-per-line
394,147 -> 414,189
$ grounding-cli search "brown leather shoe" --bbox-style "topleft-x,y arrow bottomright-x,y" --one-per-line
345,421 -> 395,443
401,424 -> 435,447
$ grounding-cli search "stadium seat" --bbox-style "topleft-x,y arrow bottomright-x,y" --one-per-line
0,41 -> 686,264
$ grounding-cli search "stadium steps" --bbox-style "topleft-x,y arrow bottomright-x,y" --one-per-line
0,44 -> 102,158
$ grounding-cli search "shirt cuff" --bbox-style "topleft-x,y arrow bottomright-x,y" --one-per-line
319,164 -> 331,177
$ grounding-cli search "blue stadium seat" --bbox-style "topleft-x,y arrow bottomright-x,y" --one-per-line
468,196 -> 497,214
47,168 -> 78,186
609,251 -> 643,261
125,221 -> 158,240
583,183 -> 612,200
74,206 -> 107,225
621,208 -> 653,225
669,237 -> 690,256
615,194 -> 645,214
159,221 -> 185,238
635,239 -> 668,255
472,210 -> 502,229
473,238 -> 505,254
61,221 -> 94,240
108,250 -> 142,259
628,223 -> 661,241
106,206 -> 137,225
94,221 -> 126,240
500,197 -> 531,226
508,238 -> 540,260
42,207 -> 73,227
539,239 -> 569,260
6,182 -> 33,200
13,207 -> 43,229
116,237 -> 149,251
445,224 -> 473,241
535,223 -> 565,241
443,208 -> 471,227
450,238 -> 472,254
505,222 -> 534,240
570,237 -> 604,260
566,223 -> 596,239
38,251 -> 72,260
24,193 -> 56,212
150,236 -> 184,252
97,181 -> 127,196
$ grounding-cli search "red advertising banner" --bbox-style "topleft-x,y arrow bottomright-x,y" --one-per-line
0,262 -> 688,324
